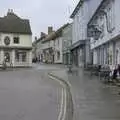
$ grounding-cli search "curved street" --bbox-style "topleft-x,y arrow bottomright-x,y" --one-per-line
0,65 -> 64,120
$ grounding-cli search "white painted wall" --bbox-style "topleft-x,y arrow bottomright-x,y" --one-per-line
62,24 -> 72,52
0,33 -> 32,67
91,0 -> 120,50
93,49 -> 97,64
72,0 -> 102,44
72,2 -> 88,44
54,37 -> 63,63
0,33 -> 32,47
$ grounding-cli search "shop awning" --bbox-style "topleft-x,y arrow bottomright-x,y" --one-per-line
70,40 -> 85,50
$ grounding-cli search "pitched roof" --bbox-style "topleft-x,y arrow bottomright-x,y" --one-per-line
70,0 -> 84,18
0,12 -> 32,35
88,0 -> 106,26
43,23 -> 70,43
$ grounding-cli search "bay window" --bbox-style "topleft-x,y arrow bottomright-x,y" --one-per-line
15,50 -> 27,62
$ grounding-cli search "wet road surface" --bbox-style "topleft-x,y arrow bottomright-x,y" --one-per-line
51,68 -> 120,120
0,68 -> 62,120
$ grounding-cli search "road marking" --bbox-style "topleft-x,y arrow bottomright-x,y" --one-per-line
58,88 -> 64,120
48,73 -> 72,88
48,74 -> 65,87
48,74 -> 67,120
62,88 -> 67,120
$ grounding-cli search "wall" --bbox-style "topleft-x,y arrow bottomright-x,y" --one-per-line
0,33 -> 32,47
93,49 -> 97,64
115,39 -> 120,64
0,33 -> 32,67
62,24 -> 72,52
54,37 -> 63,63
72,0 -> 102,44
91,0 -> 120,50
72,1 -> 88,44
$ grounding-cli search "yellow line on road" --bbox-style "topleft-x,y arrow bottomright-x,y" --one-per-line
48,74 -> 67,120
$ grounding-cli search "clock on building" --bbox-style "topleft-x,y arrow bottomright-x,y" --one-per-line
4,36 -> 10,45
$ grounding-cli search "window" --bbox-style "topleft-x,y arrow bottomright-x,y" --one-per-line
15,50 -> 27,62
14,37 -> 19,44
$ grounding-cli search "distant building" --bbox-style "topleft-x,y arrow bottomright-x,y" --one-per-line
54,24 -> 70,64
32,33 -> 46,62
40,27 -> 55,63
34,24 -> 71,64
0,10 -> 32,67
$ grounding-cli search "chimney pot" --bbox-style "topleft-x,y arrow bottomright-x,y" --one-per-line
48,26 -> 53,34
41,32 -> 46,38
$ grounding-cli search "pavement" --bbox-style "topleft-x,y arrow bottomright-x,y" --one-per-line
51,67 -> 120,120
0,66 -> 63,120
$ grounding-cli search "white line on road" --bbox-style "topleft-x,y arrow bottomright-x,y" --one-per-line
48,73 -> 71,87
48,75 -> 66,87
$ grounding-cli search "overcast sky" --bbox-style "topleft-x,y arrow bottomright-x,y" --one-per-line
0,0 -> 79,39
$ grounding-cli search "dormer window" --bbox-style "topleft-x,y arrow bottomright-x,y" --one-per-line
14,37 -> 19,44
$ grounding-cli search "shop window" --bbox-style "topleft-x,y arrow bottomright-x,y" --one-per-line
4,52 -> 10,62
15,50 -> 27,62
14,37 -> 19,44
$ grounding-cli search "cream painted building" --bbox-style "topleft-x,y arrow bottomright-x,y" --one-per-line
0,10 -> 32,67
35,24 -> 70,64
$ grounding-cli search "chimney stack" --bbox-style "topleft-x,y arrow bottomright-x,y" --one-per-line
7,9 -> 14,15
48,26 -> 53,34
41,32 -> 46,38
35,36 -> 37,41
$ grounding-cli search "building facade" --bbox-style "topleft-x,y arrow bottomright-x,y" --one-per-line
34,24 -> 71,64
42,36 -> 55,63
62,23 -> 72,65
70,0 -> 102,67
0,10 -> 32,67
42,24 -> 70,64
88,0 -> 120,68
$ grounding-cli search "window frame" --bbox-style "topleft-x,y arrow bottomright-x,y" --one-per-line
13,37 -> 20,44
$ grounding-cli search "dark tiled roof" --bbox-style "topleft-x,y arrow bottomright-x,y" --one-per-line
0,12 -> 32,35
43,23 -> 70,43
